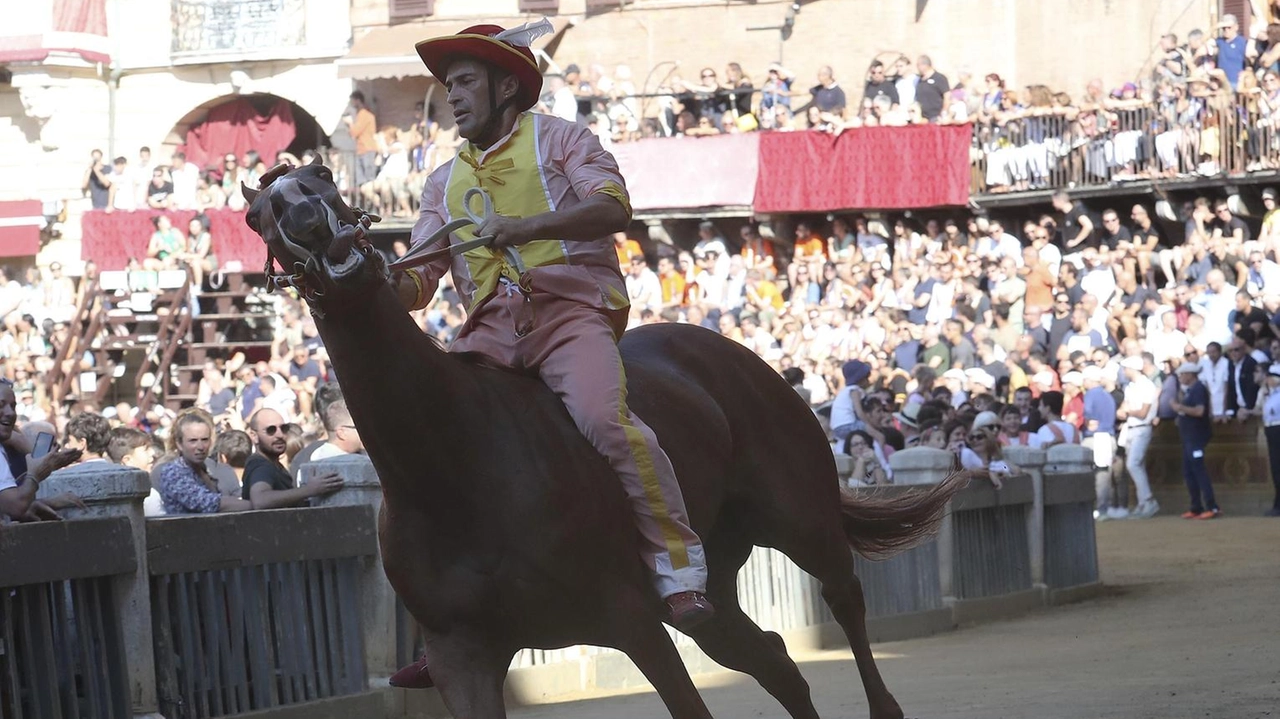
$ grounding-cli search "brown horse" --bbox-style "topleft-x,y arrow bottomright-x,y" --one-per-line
243,163 -> 963,719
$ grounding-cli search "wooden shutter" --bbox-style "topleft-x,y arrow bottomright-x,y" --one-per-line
519,0 -> 560,12
585,0 -> 623,11
389,0 -> 434,20
1220,0 -> 1250,28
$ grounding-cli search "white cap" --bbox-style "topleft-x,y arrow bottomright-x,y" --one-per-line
1269,365 -> 1280,378
972,411 -> 1000,430
967,369 -> 995,387
1082,365 -> 1104,382
942,369 -> 967,381
1062,371 -> 1083,386
1121,356 -> 1145,371
1176,362 -> 1201,375
1032,370 -> 1056,387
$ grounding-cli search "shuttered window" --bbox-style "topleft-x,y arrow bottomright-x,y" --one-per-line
389,0 -> 434,20
585,0 -> 624,10
519,0 -> 560,12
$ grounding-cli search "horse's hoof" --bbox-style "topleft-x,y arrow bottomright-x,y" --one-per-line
388,654 -> 434,689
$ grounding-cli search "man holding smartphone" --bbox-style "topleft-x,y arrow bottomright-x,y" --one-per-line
0,384 -> 83,521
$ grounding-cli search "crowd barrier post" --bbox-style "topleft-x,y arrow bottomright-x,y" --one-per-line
304,454 -> 400,683
38,463 -> 163,719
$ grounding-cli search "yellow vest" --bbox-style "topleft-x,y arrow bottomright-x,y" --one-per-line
446,114 -> 570,312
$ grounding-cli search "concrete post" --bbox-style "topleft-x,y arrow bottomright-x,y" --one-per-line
37,463 -> 163,719
1044,444 -> 1092,476
888,447 -> 956,485
889,448 -> 957,596
1002,446 -> 1048,588
304,455 -> 398,683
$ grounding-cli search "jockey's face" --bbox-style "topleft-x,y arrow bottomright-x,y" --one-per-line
444,58 -> 519,145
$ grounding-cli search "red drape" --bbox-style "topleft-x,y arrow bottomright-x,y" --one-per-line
81,209 -> 265,271
180,98 -> 297,171
612,134 -> 759,211
753,124 -> 972,213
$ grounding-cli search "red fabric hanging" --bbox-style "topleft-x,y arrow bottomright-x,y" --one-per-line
81,209 -> 266,271
753,124 -> 972,213
180,97 -> 297,171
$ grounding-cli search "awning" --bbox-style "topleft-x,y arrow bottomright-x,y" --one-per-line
0,201 -> 44,257
337,18 -> 573,81
0,34 -> 110,66
613,134 -> 759,215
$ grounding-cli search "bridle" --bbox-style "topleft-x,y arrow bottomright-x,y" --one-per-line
261,199 -> 381,316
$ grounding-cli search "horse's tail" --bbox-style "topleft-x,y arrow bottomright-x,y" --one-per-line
837,471 -> 972,559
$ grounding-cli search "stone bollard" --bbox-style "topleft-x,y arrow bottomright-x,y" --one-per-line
1045,444 -> 1092,476
888,447 -> 956,485
1041,444 -> 1101,601
1002,446 -> 1048,589
888,448 -> 957,596
37,463 -> 163,719
303,454 -> 398,683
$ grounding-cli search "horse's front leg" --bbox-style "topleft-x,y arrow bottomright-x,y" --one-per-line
424,631 -> 512,719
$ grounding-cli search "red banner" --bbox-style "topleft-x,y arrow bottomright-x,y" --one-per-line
753,124 -> 972,213
81,209 -> 265,271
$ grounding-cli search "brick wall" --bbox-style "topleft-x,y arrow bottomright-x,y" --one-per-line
352,0 -> 1216,102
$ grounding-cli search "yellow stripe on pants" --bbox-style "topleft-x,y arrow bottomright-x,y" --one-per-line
617,363 -> 691,570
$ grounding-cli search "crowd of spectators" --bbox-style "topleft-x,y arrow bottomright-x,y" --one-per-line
388,185 -> 1280,519
532,14 -> 1280,194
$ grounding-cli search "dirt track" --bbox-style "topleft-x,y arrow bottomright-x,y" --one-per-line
510,517 -> 1280,719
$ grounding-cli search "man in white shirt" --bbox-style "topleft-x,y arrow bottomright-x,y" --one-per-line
694,222 -> 730,279
1196,341 -> 1230,418
624,255 -> 662,314
1191,269 -> 1238,344
549,75 -> 578,123
1245,251 -> 1280,300
170,152 -> 200,210
1148,310 -> 1190,367
1034,391 -> 1081,447
1116,355 -> 1160,518
106,156 -> 136,212
975,221 -> 1023,265
310,400 -> 364,462
1079,248 -> 1117,305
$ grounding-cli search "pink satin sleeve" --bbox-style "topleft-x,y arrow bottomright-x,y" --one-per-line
404,166 -> 453,310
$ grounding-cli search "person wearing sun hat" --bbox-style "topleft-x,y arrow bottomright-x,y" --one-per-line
1171,360 -> 1220,520
387,19 -> 710,689
830,360 -> 873,452
1116,355 -> 1160,519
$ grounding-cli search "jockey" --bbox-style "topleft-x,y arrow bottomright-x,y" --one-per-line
387,22 -> 713,688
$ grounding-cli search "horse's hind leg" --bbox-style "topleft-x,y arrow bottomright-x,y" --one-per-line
690,538 -> 821,719
612,593 -> 715,719
790,537 -> 903,719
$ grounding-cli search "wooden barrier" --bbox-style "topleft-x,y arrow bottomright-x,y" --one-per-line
3,452 -> 1104,716
146,507 -> 377,719
0,518 -> 135,719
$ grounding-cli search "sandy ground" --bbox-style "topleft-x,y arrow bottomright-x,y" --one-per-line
508,517 -> 1280,719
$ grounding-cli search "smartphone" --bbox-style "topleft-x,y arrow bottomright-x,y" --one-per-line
32,431 -> 54,460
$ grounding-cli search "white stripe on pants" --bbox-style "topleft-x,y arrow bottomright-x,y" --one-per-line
1124,425 -> 1154,504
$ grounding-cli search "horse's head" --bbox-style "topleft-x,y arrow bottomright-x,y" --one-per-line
242,161 -> 386,312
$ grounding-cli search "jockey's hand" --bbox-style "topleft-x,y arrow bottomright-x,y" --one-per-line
391,271 -> 419,310
477,215 -> 533,248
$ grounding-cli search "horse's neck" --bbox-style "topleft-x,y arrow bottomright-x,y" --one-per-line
316,283 -> 472,500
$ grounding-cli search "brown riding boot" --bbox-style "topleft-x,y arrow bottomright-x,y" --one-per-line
388,654 -> 434,689
666,591 -> 716,632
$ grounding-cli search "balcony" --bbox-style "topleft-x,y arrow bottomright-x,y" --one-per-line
170,0 -> 348,64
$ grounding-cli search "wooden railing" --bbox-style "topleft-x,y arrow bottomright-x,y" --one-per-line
969,92 -> 1278,196
46,277 -> 103,405
135,276 -> 191,413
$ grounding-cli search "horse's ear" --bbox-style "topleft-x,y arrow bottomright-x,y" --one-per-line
312,153 -> 325,168
241,182 -> 260,204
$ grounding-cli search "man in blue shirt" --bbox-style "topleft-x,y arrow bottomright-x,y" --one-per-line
1213,14 -> 1248,90
1171,361 -> 1219,518
1082,366 -> 1120,517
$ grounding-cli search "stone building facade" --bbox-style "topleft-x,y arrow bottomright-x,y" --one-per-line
0,0 -> 1227,265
